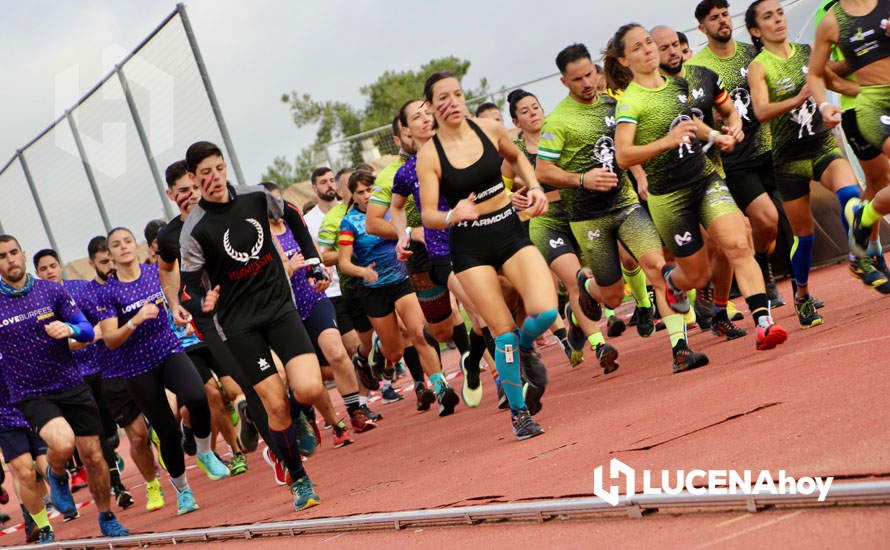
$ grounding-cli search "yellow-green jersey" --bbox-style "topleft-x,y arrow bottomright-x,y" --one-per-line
753,43 -> 830,161
616,77 -> 707,195
368,155 -> 422,227
688,41 -> 773,168
317,202 -> 352,290
538,94 -> 637,221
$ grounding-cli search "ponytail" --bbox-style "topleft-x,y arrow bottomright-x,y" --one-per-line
745,0 -> 766,52
602,23 -> 642,92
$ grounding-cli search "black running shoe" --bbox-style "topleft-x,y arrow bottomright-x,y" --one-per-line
848,203 -> 871,257
710,316 -> 747,340
766,280 -> 785,308
791,280 -> 825,309
628,306 -> 639,327
850,256 -> 890,293
236,399 -> 259,453
415,384 -> 435,412
511,408 -> 544,441
606,315 -> 625,337
694,284 -> 715,330
563,303 -> 586,351
359,404 -> 382,422
795,295 -> 824,329
181,423 -> 196,457
352,353 -> 378,391
594,342 -> 620,374
672,339 -> 709,373
576,268 -> 602,321
436,385 -> 459,417
635,305 -> 655,337
114,488 -> 134,510
871,254 -> 890,279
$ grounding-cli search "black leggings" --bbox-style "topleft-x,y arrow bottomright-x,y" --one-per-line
83,374 -> 120,469
125,352 -> 210,478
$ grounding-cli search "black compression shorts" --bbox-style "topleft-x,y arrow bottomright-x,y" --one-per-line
450,203 -> 534,273
16,384 -> 102,437
226,309 -> 316,386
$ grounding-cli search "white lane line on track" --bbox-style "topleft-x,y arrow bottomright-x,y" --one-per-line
694,510 -> 804,548
714,513 -> 752,528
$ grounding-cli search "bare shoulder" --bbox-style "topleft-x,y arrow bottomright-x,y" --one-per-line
417,139 -> 439,172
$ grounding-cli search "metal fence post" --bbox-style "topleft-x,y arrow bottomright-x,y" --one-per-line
116,67 -> 175,220
66,111 -> 112,232
177,3 -> 247,186
18,151 -> 61,257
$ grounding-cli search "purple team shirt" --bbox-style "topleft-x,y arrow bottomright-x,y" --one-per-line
0,279 -> 84,403
275,224 -> 325,320
0,373 -> 29,430
96,263 -> 182,379
82,279 -> 119,378
392,155 -> 451,258
64,279 -> 102,378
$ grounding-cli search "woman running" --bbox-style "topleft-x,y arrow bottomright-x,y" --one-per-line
338,171 -> 460,417
746,0 -> 889,329
808,0 -> 890,262
607,23 -> 788,351
266,188 -> 376,446
98,227 -> 229,516
417,71 -> 556,440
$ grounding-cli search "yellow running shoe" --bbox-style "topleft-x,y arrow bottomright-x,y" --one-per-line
145,478 -> 164,512
727,299 -> 744,321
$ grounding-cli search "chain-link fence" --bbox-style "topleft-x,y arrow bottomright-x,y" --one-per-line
0,3 -> 243,265
318,0 -> 821,172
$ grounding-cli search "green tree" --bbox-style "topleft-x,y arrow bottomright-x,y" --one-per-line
268,56 -> 500,177
260,148 -> 315,188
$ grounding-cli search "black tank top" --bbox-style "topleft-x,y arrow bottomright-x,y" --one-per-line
832,0 -> 890,72
433,119 -> 505,209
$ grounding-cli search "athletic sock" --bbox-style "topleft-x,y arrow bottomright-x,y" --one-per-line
836,185 -> 861,231
468,330 -> 486,369
862,201 -> 883,228
790,234 -> 815,288
109,468 -> 123,492
868,239 -> 883,257
267,421 -> 306,482
451,323 -> 469,355
429,371 -> 446,393
481,327 -> 496,357
745,293 -> 772,328
30,508 -> 50,529
342,392 -> 360,415
402,346 -> 425,383
518,309 -> 558,352
358,395 -> 368,407
171,473 -> 189,492
495,330 -> 525,410
622,265 -> 651,308
587,332 -> 605,349
195,435 -> 212,456
663,313 -> 686,347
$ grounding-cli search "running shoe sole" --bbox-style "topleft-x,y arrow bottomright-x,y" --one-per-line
756,325 -> 788,350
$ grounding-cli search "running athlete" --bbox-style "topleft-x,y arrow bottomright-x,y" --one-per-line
318,170 -> 385,414
417,71 -> 556,440
607,23 -> 788,351
746,0 -> 889,328
476,102 -> 505,126
0,375 -> 54,542
538,43 -> 709,372
390,99 -> 499,410
652,25 -> 752,340
98,228 -> 230,515
264,183 -> 376,441
339,171 -> 460,416
157,161 -> 259,462
32,249 -> 133,507
86,236 -> 166,512
808,0 -> 890,264
0,234 -> 129,538
179,141 -> 322,511
690,0 -> 789,308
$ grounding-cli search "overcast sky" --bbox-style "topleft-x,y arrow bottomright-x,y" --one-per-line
0,0 -> 818,259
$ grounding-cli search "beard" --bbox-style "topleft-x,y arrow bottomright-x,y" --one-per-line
96,268 -> 114,282
660,61 -> 683,76
709,29 -> 733,44
319,189 -> 339,202
2,267 -> 25,283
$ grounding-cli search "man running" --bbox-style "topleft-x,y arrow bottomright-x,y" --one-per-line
179,141 -> 324,511
0,234 -> 129,538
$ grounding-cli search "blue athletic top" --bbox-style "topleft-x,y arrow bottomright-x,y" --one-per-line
339,205 -> 407,288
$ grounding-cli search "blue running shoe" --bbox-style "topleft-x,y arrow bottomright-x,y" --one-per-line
196,451 -> 230,481
176,487 -> 199,515
291,476 -> 320,511
44,465 -> 77,519
38,526 -> 54,543
98,511 -> 130,537
296,411 -> 317,457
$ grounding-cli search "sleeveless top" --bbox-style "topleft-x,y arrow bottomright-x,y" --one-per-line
832,0 -> 890,72
433,119 -> 505,209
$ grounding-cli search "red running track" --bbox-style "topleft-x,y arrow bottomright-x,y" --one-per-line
1,263 -> 889,546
